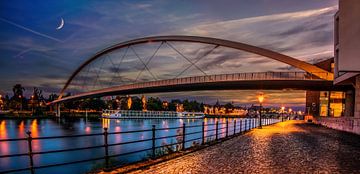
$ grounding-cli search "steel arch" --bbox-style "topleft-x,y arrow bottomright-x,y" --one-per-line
59,35 -> 333,99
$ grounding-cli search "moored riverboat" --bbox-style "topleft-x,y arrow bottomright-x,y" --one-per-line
101,110 -> 204,119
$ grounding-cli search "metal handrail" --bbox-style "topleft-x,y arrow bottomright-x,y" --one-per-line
0,118 -> 281,174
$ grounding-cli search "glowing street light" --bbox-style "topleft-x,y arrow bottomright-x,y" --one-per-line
281,106 -> 285,122
288,108 -> 292,120
257,92 -> 264,129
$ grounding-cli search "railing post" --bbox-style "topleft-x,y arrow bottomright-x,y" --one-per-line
233,120 -> 236,135
245,119 -> 247,131
103,127 -> 109,170
202,122 -> 205,145
152,125 -> 156,158
226,119 -> 228,138
182,123 -> 186,151
215,121 -> 218,141
240,120 -> 242,133
251,118 -> 254,129
26,131 -> 35,174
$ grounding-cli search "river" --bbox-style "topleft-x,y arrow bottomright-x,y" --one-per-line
0,117 -> 262,174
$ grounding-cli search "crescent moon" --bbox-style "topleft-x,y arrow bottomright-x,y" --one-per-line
56,18 -> 64,30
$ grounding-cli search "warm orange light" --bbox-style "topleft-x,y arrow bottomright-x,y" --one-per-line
289,108 -> 292,113
257,93 -> 264,103
281,106 -> 285,111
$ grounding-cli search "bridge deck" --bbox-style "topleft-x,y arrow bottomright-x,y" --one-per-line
52,72 -> 340,104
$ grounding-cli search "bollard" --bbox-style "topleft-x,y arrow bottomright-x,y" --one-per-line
152,125 -> 156,158
103,127 -> 109,170
182,123 -> 186,150
202,122 -> 205,145
26,131 -> 34,174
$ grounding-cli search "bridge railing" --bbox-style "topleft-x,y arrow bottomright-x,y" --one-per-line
119,71 -> 329,91
0,118 -> 281,173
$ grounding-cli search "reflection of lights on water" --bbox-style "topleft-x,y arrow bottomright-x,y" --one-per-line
18,121 -> 24,134
0,120 -> 9,163
31,119 -> 38,137
162,120 -> 169,131
102,119 -> 110,128
0,120 -> 6,138
116,120 -> 120,124
115,126 -> 121,132
85,126 -> 91,132
179,119 -> 183,124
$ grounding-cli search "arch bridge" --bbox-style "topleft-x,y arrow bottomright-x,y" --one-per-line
52,35 -> 334,105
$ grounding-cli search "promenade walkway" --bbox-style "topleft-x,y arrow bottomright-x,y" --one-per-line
110,121 -> 360,174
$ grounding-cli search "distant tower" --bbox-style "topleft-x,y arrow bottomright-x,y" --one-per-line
141,95 -> 147,111
127,95 -> 132,110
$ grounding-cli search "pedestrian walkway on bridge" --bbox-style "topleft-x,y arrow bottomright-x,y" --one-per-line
103,121 -> 360,174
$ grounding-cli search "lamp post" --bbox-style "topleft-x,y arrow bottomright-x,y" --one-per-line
19,95 -> 22,111
31,95 -> 34,115
281,106 -> 285,122
257,93 -> 264,129
288,108 -> 292,120
0,95 -> 3,111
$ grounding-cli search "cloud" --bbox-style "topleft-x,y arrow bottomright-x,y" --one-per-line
0,2 -> 336,106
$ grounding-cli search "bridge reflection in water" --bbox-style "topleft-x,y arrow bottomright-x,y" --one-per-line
0,117 -> 280,174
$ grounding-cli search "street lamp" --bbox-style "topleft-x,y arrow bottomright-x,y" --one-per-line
19,95 -> 22,111
281,106 -> 285,122
288,108 -> 292,120
0,95 -> 3,111
257,93 -> 264,129
31,95 -> 34,115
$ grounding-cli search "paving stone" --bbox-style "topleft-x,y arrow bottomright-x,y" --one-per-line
110,121 -> 360,174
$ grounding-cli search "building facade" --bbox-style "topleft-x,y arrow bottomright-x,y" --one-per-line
313,0 -> 360,134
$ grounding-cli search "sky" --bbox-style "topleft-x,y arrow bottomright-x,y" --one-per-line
0,0 -> 338,108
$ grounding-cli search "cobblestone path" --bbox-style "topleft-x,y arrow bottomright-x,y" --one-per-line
117,121 -> 360,174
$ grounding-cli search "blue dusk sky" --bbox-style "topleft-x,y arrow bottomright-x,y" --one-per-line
0,0 -> 338,107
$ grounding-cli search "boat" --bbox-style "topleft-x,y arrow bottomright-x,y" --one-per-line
101,110 -> 204,119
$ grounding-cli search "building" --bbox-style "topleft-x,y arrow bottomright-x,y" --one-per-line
313,0 -> 360,134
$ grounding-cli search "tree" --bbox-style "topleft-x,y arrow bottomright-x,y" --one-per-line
12,84 -> 25,98
147,97 -> 162,111
168,99 -> 181,111
224,102 -> 234,113
131,96 -> 143,110
10,84 -> 26,110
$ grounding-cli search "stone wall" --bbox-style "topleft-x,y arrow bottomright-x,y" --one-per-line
313,116 -> 360,135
